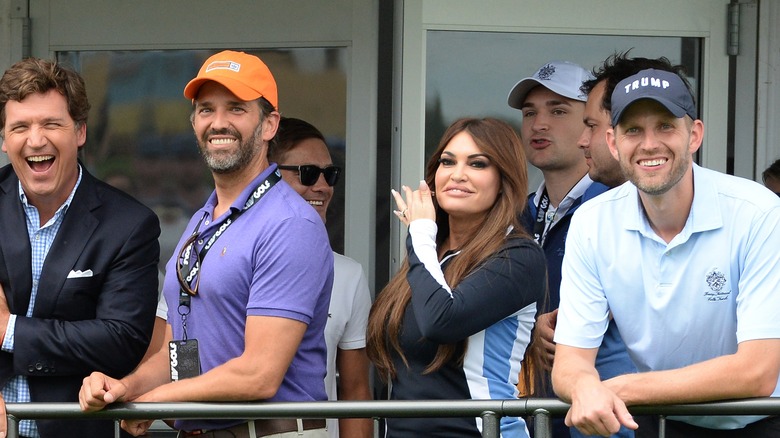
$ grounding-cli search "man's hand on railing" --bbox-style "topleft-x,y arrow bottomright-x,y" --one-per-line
79,371 -> 129,412
563,377 -> 637,437
80,372 -> 155,436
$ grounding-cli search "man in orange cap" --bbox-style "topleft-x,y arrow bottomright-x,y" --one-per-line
79,50 -> 334,438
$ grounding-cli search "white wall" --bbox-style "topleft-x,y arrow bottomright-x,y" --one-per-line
1,0 -> 19,166
0,0 -> 12,71
1,1 -> 779,178
756,0 -> 780,177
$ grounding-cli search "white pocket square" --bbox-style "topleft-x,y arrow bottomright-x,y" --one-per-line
67,269 -> 93,279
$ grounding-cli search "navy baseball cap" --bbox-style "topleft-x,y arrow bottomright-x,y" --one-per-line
610,68 -> 697,126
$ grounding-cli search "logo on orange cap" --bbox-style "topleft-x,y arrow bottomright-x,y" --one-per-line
205,61 -> 241,73
183,50 -> 278,110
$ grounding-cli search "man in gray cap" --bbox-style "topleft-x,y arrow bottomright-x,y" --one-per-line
509,60 -> 609,437
508,59 -> 593,356
552,65 -> 780,437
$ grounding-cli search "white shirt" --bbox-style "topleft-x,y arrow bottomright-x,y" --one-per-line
324,252 -> 372,438
555,164 -> 780,429
531,174 -> 592,244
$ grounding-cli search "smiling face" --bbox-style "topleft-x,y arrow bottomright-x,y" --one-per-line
434,131 -> 501,222
277,138 -> 334,223
519,86 -> 586,172
607,99 -> 702,196
191,81 -> 276,175
2,89 -> 85,210
579,81 -> 625,188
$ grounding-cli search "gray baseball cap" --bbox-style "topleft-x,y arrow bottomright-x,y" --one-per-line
507,60 -> 593,109
610,68 -> 697,126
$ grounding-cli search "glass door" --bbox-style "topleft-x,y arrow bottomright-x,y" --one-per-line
27,0 -> 379,285
392,0 -> 729,269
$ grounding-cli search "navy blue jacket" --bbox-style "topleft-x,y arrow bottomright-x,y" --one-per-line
0,164 -> 160,438
522,182 -> 636,438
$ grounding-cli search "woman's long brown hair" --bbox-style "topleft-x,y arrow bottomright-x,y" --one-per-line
367,118 -> 541,392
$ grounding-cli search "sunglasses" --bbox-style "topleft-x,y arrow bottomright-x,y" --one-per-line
277,164 -> 341,187
176,232 -> 201,296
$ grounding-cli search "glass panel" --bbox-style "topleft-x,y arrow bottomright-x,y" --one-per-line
425,31 -> 701,188
58,49 -> 348,268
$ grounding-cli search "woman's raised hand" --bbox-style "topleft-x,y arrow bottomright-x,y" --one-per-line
391,180 -> 435,226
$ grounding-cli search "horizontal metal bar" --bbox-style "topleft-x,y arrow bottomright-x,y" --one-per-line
6,397 -> 780,421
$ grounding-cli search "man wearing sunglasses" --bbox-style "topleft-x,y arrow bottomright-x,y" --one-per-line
270,117 -> 373,438
79,51 -> 334,438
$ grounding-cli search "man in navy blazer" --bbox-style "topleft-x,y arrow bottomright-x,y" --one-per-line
0,57 -> 160,437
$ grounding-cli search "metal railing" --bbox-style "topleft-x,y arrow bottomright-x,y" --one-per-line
5,398 -> 780,438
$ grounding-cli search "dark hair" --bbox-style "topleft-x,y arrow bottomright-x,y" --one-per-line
189,95 -> 275,119
763,158 -> 780,183
582,50 -> 695,113
268,116 -> 326,163
367,117 -> 535,382
0,57 -> 90,133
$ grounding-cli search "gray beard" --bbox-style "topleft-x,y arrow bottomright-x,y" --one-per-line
198,122 -> 263,174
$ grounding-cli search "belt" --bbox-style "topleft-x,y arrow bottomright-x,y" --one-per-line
179,419 -> 327,438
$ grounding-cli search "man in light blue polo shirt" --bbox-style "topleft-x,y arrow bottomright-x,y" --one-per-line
552,64 -> 780,437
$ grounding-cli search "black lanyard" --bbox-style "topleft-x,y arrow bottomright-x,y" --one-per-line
532,188 -> 551,245
177,170 -> 281,337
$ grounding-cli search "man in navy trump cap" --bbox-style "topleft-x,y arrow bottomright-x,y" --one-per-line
610,68 -> 697,126
551,63 -> 780,437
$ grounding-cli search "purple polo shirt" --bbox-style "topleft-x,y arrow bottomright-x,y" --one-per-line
163,164 -> 333,431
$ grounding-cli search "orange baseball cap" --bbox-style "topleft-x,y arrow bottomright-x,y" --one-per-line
183,50 -> 278,109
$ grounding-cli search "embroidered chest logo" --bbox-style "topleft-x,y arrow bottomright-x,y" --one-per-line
537,64 -> 556,80
704,268 -> 730,301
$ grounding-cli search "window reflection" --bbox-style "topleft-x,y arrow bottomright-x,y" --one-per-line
58,49 -> 348,266
425,31 -> 700,188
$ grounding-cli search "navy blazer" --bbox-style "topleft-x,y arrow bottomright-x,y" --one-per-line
0,164 -> 160,438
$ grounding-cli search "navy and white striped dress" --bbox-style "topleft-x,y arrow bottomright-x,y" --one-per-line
385,220 -> 546,437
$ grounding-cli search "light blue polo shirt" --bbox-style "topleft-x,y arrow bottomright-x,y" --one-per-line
555,164 -> 780,430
